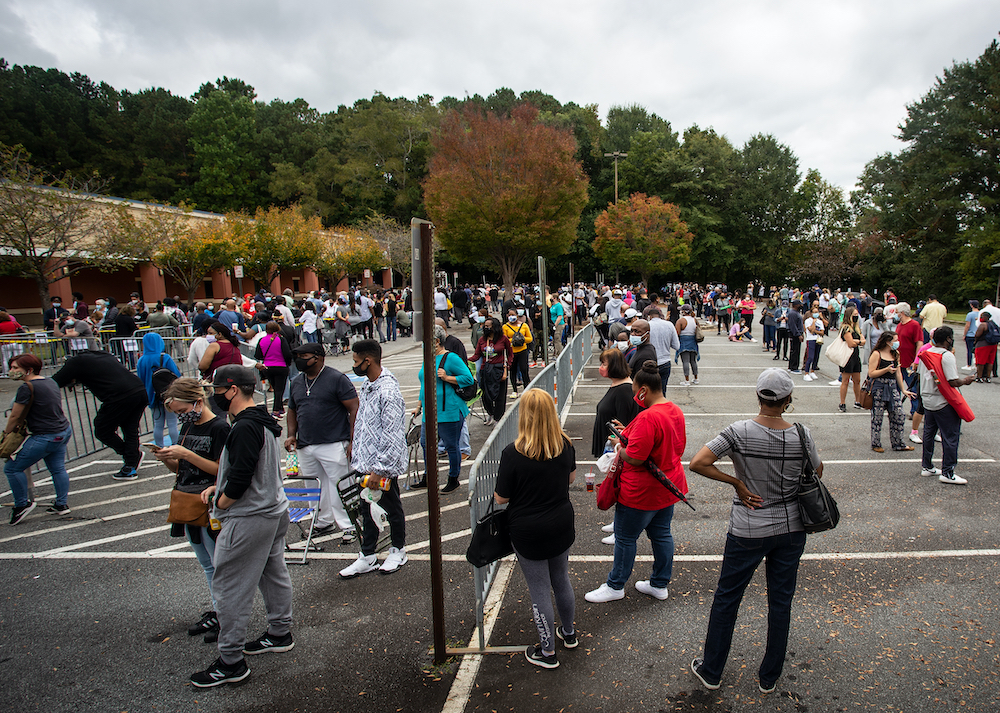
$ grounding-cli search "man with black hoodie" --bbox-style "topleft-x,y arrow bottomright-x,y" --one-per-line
190,365 -> 293,688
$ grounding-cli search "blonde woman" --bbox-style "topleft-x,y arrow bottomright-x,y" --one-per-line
155,377 -> 231,642
495,389 -> 577,669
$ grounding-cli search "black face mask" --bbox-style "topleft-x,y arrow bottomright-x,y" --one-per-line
352,359 -> 369,377
213,388 -> 234,414
294,357 -> 313,372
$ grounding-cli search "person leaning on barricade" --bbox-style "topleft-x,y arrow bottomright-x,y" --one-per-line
688,368 -> 821,694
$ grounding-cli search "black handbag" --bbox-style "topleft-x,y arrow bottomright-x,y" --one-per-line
466,499 -> 513,567
794,423 -> 839,533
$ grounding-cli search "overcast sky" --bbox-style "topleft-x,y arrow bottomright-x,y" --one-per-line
2,0 -> 998,192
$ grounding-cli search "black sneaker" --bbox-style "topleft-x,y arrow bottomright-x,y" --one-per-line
525,644 -> 559,669
838,403 -> 847,413
10,501 -> 36,525
112,465 -> 138,481
45,503 -> 71,515
312,523 -> 337,536
441,480 -> 461,494
410,477 -> 428,489
188,611 -> 219,636
244,630 -> 294,655
555,626 -> 578,649
691,658 -> 720,690
204,629 -> 219,644
759,680 -> 777,694
190,657 -> 250,688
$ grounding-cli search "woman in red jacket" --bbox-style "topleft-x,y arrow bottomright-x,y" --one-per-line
585,360 -> 687,603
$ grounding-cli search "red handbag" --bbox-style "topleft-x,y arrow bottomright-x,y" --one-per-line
596,451 -> 624,510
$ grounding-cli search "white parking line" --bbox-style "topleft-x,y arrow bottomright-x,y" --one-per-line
32,524 -> 170,557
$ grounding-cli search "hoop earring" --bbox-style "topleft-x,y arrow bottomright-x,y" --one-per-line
783,398 -> 794,413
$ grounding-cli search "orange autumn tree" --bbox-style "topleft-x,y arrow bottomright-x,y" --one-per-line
423,105 -> 588,295
593,193 -> 693,287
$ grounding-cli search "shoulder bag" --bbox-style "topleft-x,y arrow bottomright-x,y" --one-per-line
596,450 -> 623,510
794,423 -> 839,533
166,429 -> 211,528
694,322 -> 704,342
466,499 -> 513,567
824,329 -> 851,367
858,378 -> 874,410
445,352 -> 478,402
0,381 -> 34,459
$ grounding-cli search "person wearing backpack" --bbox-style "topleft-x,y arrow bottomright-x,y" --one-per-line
137,331 -> 183,447
974,311 -> 999,383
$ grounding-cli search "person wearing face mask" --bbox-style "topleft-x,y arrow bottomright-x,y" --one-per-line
627,319 -> 657,379
471,317 -> 512,425
189,365 -> 293,688
470,308 -> 489,350
801,306 -> 826,381
198,322 -> 244,380
3,354 -> 72,524
338,340 -> 409,578
137,331 -> 183,447
836,306 -> 865,412
867,332 -> 917,453
51,310 -> 99,353
585,360 -> 687,603
591,349 -> 641,459
284,343 -> 359,541
254,322 -> 293,418
42,296 -> 69,364
503,308 -> 533,398
156,378 -> 231,643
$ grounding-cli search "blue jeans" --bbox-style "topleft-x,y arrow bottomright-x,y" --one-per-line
151,402 -> 178,447
387,315 -> 397,341
607,503 -> 675,590
302,330 -> 319,343
657,362 -> 671,394
4,426 -> 73,507
439,417 -> 471,456
187,525 -> 217,610
700,531 -> 806,686
421,418 -> 463,482
763,324 -> 776,349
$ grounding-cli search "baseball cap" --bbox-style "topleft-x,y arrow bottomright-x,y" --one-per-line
624,308 -> 638,319
212,365 -> 257,388
293,343 -> 325,357
756,368 -> 794,400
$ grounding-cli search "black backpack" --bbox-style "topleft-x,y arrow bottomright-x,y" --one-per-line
984,320 -> 1000,346
151,354 -> 178,402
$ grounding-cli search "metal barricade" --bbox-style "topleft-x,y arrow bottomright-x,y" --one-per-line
465,322 -> 595,652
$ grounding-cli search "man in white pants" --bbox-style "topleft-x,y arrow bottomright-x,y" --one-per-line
284,343 -> 359,542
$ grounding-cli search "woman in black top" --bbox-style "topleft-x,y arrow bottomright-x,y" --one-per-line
591,348 -> 640,458
837,306 -> 865,412
3,354 -> 73,524
156,377 -> 231,641
867,332 -> 916,452
495,389 -> 577,669
470,318 -> 512,426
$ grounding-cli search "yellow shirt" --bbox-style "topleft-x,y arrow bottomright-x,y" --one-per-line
503,321 -> 533,354
920,301 -> 947,331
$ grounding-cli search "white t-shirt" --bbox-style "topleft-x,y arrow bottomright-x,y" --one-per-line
804,316 -> 820,341
981,305 -> 1000,325
919,346 -> 959,412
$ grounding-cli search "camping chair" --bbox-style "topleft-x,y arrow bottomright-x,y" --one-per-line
283,476 -> 323,565
465,359 -> 489,425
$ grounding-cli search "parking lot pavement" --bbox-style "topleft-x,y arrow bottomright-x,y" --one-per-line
2,327 -> 999,711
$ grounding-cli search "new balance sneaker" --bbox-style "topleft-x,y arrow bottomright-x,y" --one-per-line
909,432 -> 923,444
555,626 -> 578,649
691,658 -> 720,690
601,534 -> 615,545
601,523 -> 615,533
188,611 -> 219,636
939,472 -> 968,485
759,680 -> 777,694
584,583 -> 625,603
838,404 -> 847,413
112,465 -> 138,481
10,501 -> 35,525
854,402 -> 863,409
525,644 -> 559,669
635,580 -> 669,600
341,528 -> 357,544
190,657 -> 250,688
244,630 -> 294,655
378,547 -> 408,574
45,503 -> 71,515
920,466 -> 941,477
339,553 -> 378,579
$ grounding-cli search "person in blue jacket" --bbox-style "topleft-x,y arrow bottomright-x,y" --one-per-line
137,331 -> 183,447
413,325 -> 474,494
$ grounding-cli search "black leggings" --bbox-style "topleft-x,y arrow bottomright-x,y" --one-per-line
510,350 -> 529,391
266,366 -> 289,413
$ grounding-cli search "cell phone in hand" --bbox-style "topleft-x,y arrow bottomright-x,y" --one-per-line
141,443 -> 161,451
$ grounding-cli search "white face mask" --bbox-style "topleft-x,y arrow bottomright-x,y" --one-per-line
616,340 -> 629,352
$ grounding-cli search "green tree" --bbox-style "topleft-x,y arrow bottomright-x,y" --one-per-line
228,206 -> 323,291
593,193 -> 693,287
424,105 -> 589,296
315,228 -> 386,288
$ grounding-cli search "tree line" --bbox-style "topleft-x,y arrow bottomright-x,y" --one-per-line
2,38 -> 999,306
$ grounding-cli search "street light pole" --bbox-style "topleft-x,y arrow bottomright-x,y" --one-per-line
603,151 -> 628,204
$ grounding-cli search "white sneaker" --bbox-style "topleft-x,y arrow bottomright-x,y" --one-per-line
803,374 -> 811,382
909,432 -> 922,444
339,553 -> 378,579
934,433 -> 942,443
692,379 -> 699,385
601,534 -> 616,545
635,580 -> 669,600
921,466 -> 941,477
961,365 -> 974,371
585,583 -> 625,603
378,547 -> 408,574
828,379 -> 841,386
601,523 -> 615,533
939,472 -> 968,485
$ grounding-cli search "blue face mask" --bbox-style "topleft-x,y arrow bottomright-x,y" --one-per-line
891,341 -> 900,350
476,315 -> 486,323
629,335 -> 643,346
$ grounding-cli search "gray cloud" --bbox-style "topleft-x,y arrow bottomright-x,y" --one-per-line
3,0 -> 998,190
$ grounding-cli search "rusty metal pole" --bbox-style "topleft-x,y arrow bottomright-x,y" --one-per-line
568,262 -> 575,340
417,220 -> 447,664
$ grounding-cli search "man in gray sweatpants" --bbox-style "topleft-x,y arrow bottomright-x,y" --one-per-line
190,365 -> 294,688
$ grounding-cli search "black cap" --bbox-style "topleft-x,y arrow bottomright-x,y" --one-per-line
292,343 -> 325,357
212,365 -> 257,388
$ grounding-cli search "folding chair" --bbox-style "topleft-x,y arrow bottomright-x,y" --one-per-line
465,359 -> 490,425
284,476 -> 323,565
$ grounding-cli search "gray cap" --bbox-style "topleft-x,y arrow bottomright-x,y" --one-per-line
756,368 -> 794,400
